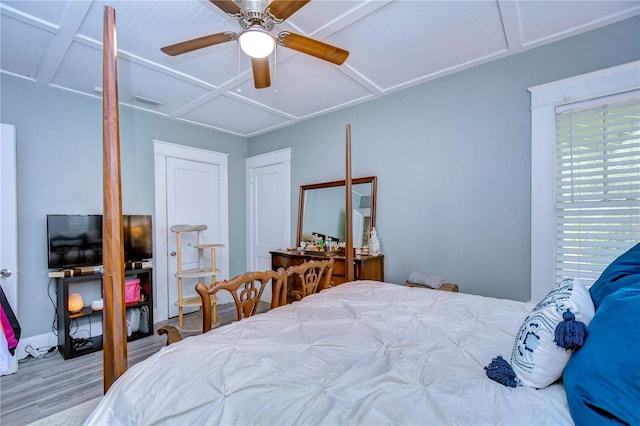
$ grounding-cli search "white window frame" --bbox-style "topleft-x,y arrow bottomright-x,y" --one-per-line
529,60 -> 640,302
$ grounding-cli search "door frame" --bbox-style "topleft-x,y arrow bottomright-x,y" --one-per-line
245,148 -> 292,271
0,123 -> 18,311
1,123 -> 19,371
154,140 -> 229,322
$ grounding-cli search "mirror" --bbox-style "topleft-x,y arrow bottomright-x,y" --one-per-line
297,176 -> 377,249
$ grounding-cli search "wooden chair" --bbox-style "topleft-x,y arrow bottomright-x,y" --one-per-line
196,268 -> 288,333
286,259 -> 334,302
157,325 -> 183,346
157,268 -> 287,343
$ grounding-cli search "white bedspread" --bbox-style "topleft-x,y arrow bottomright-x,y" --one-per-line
86,281 -> 573,425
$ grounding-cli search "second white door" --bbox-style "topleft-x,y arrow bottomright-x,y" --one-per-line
154,141 -> 229,321
166,157 -> 226,317
246,149 -> 291,272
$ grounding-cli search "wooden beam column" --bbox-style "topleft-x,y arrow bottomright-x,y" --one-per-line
102,5 -> 127,392
345,124 -> 354,282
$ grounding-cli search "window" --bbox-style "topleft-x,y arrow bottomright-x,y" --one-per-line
555,94 -> 639,287
529,61 -> 640,302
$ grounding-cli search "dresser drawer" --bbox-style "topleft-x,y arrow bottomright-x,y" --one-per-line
271,253 -> 304,270
331,258 -> 345,277
330,275 -> 348,286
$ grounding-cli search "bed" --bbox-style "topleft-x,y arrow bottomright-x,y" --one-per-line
94,48 -> 577,422
86,280 -> 574,425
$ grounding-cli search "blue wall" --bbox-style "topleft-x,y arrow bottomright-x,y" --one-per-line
0,79 -> 247,338
247,16 -> 640,301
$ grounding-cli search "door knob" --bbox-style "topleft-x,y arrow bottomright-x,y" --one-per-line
0,269 -> 11,278
170,251 -> 177,256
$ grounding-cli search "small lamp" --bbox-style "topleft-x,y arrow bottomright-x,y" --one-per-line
68,293 -> 84,313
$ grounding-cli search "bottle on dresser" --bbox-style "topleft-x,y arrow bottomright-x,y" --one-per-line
368,227 -> 381,255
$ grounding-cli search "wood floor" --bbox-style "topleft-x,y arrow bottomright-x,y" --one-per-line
0,302 -> 252,425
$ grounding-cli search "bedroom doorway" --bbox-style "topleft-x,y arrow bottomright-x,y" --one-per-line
245,148 -> 291,272
153,141 -> 229,322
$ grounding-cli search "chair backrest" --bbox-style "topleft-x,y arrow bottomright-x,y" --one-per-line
286,259 -> 334,302
196,268 -> 287,333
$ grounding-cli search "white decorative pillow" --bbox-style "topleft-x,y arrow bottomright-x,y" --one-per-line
485,277 -> 595,388
513,277 -> 595,388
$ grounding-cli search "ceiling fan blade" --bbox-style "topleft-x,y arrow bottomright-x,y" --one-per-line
209,0 -> 242,15
251,57 -> 271,89
161,32 -> 237,56
278,32 -> 348,65
268,0 -> 310,20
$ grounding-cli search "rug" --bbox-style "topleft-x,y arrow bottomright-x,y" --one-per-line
27,397 -> 101,426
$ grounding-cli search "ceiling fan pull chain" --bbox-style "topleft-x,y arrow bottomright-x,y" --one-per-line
237,44 -> 242,93
274,47 -> 278,95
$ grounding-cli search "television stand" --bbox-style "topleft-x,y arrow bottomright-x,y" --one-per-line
55,267 -> 154,359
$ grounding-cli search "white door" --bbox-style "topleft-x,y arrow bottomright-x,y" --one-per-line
154,141 -> 229,322
246,149 -> 291,272
1,123 -> 18,375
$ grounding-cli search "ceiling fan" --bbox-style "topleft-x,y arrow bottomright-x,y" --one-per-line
160,0 -> 349,89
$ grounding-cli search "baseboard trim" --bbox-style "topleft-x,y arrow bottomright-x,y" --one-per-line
16,316 -> 163,360
15,332 -> 57,360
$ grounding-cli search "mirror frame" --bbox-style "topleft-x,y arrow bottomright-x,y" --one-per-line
296,176 -> 377,248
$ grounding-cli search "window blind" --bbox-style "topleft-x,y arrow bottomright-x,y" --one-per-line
554,93 -> 640,287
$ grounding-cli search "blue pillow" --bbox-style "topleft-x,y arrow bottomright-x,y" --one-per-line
589,243 -> 640,310
563,281 -> 640,425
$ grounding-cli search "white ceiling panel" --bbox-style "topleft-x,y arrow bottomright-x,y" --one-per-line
52,42 -> 211,116
517,0 -> 640,46
1,0 -> 638,137
50,42 -> 102,93
277,0 -> 369,35
77,0 -> 240,87
235,54 -> 372,117
1,0 -> 66,25
179,93 -> 292,135
0,13 -> 54,80
340,1 -> 509,90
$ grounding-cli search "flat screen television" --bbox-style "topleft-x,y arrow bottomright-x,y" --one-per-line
123,214 -> 153,263
47,214 -> 152,270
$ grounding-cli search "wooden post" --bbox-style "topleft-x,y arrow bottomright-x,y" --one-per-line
102,5 -> 127,392
345,124 -> 354,282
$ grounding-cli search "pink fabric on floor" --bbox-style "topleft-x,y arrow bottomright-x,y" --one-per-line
0,305 -> 17,351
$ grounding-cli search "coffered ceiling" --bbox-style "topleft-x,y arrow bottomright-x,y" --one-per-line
1,0 -> 638,137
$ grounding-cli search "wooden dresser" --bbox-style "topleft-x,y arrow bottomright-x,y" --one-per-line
270,250 -> 384,286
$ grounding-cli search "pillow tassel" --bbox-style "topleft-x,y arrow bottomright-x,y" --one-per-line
485,355 -> 519,388
554,310 -> 588,350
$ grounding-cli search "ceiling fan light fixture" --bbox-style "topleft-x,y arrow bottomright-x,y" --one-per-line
239,28 -> 275,58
